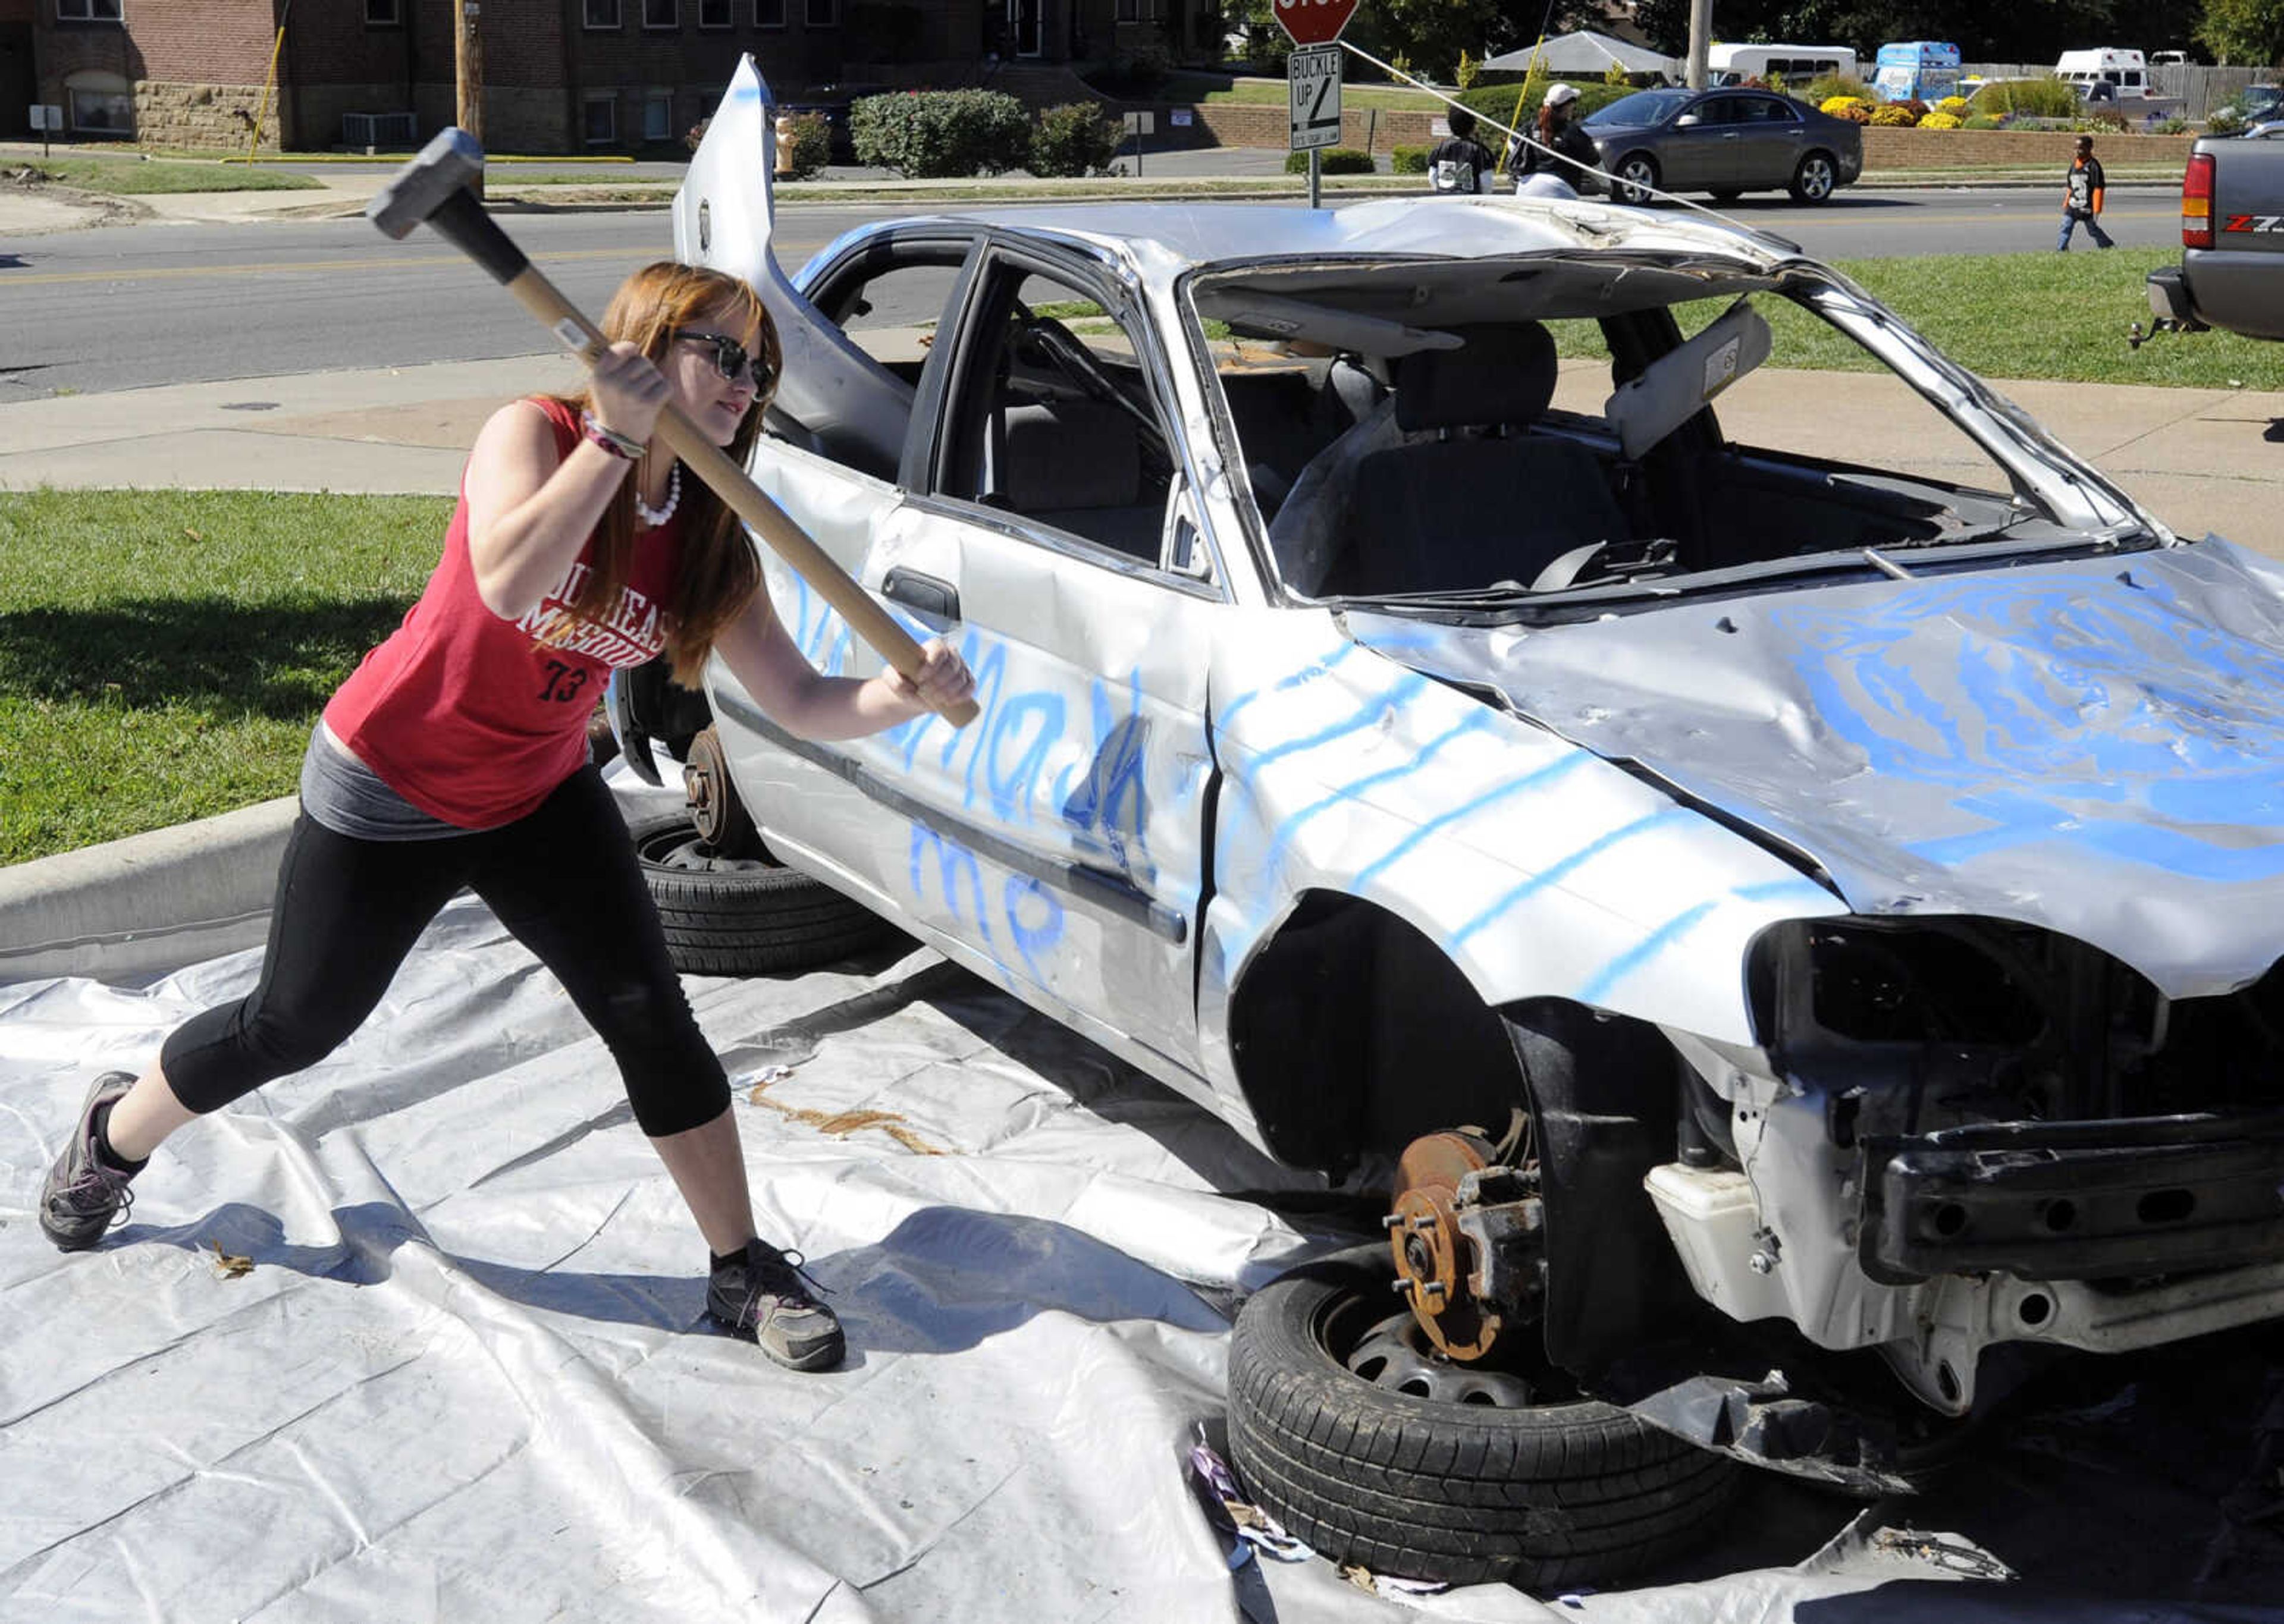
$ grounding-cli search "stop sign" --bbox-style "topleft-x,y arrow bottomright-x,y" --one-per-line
1272,0 -> 1360,47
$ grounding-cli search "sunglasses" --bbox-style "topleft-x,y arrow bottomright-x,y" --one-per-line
672,329 -> 776,391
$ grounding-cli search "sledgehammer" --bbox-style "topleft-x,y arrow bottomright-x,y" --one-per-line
367,128 -> 978,727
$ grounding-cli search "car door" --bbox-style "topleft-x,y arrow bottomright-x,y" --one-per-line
757,235 -> 1226,1079
1665,95 -> 1740,190
1734,95 -> 1806,190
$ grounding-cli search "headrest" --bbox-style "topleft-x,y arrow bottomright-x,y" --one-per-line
1391,323 -> 1558,434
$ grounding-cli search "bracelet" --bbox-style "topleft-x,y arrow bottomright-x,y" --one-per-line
580,411 -> 646,461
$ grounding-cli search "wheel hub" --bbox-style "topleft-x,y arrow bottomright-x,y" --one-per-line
1389,1131 -> 1502,1361
681,725 -> 754,853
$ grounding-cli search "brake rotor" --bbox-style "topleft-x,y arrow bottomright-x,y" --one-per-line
681,725 -> 755,853
1388,1130 -> 1502,1362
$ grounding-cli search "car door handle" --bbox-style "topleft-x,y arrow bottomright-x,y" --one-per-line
881,566 -> 961,625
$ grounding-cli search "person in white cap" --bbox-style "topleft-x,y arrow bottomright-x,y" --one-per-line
1509,82 -> 1601,197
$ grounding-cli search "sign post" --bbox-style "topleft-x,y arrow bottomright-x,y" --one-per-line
1287,45 -> 1342,207
29,103 -> 62,158
1273,0 -> 1363,210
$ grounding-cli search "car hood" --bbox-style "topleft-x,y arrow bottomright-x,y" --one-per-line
1345,538 -> 2284,999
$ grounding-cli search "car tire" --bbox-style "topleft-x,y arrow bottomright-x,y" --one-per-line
1612,153 -> 1661,205
626,810 -> 899,976
1226,1244 -> 1739,1588
1789,152 -> 1839,204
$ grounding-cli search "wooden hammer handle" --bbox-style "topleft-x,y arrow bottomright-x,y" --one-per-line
503,264 -> 979,728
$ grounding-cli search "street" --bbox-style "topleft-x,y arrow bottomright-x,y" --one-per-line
0,185 -> 2183,401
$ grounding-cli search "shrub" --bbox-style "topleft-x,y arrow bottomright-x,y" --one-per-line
1284,146 -> 1375,174
1918,112 -> 1962,130
1969,77 -> 2079,119
1869,102 -> 1920,127
849,89 -> 1030,177
1029,102 -> 1119,177
2208,105 -> 2247,134
2154,115 -> 2192,135
1803,73 -> 1874,105
1390,143 -> 1429,174
1456,51 -> 1479,92
1962,114 -> 2006,130
1935,96 -> 1969,117
1822,97 -> 1872,122
779,111 -> 830,178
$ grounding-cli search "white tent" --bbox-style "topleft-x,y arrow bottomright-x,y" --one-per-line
1481,29 -> 1681,80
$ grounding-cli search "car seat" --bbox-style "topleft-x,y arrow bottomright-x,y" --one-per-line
1326,323 -> 1629,596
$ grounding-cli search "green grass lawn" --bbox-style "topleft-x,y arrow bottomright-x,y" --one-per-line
21,156 -> 322,194
0,490 -> 445,863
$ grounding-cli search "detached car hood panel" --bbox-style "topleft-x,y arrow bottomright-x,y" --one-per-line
1350,539 -> 2284,998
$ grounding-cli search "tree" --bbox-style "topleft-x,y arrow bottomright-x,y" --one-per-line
1349,0 -> 1512,81
2200,0 -> 2284,64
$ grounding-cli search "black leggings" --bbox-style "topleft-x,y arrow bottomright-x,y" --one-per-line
162,766 -> 729,1138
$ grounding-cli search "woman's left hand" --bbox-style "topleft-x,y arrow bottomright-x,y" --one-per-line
884,638 -> 975,717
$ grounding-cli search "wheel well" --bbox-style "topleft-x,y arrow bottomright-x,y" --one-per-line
1619,150 -> 1658,174
1224,893 -> 1533,1177
1226,893 -> 1701,1372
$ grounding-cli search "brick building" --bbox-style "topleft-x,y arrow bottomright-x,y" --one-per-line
20,0 -> 1197,152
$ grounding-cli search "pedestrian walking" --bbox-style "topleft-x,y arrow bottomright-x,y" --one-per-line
1428,106 -> 1498,194
36,260 -> 975,1373
2059,134 -> 2116,250
1510,83 -> 1601,199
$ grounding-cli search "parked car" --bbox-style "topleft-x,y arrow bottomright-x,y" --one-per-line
639,58 -> 2284,1590
1577,85 -> 1863,204
2145,124 -> 2284,342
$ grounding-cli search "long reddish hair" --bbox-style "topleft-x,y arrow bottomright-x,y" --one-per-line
545,260 -> 777,685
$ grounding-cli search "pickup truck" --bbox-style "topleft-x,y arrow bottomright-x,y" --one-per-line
2146,122 -> 2284,341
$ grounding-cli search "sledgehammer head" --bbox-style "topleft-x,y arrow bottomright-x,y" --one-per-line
368,127 -> 485,239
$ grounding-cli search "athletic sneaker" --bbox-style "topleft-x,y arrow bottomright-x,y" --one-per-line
707,1239 -> 845,1371
39,1072 -> 140,1252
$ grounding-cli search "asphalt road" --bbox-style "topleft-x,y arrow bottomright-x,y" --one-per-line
0,186 -> 2180,400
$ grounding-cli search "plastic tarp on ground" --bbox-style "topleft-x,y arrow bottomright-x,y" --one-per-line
4,882 -> 2283,1620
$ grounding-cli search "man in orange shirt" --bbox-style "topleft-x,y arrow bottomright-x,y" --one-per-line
2059,134 -> 2116,250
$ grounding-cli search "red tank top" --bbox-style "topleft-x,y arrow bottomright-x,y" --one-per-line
325,397 -> 686,829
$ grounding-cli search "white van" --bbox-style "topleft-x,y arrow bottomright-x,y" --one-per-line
1706,43 -> 1857,87
2055,47 -> 2150,97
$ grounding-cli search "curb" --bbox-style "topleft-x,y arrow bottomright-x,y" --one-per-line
0,796 -> 296,986
1,775 -> 691,988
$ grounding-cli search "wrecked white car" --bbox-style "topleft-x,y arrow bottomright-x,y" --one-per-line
616,61 -> 2284,1587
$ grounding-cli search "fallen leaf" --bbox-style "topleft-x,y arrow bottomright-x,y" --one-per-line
183,527 -> 203,541
208,1238 -> 254,1280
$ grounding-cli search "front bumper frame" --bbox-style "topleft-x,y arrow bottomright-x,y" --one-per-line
1859,1110 -> 2284,1286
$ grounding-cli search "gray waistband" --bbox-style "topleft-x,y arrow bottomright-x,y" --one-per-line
299,727 -> 463,841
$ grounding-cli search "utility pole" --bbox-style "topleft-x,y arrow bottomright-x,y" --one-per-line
455,0 -> 485,194
1686,0 -> 1711,88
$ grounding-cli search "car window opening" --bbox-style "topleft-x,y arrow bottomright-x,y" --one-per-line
1190,254 -> 2080,614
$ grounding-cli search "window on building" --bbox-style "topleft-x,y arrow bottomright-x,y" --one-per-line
643,91 -> 673,141
643,0 -> 677,26
698,0 -> 731,26
584,0 -> 622,27
65,69 -> 132,131
57,0 -> 124,20
365,0 -> 400,23
805,0 -> 836,26
584,93 -> 617,145
755,0 -> 785,23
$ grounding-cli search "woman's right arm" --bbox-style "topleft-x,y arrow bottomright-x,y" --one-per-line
462,343 -> 669,621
